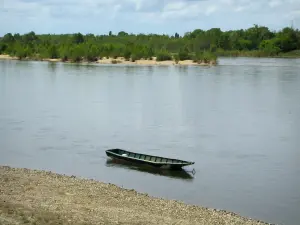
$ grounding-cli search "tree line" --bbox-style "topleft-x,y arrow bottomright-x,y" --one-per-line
0,24 -> 299,63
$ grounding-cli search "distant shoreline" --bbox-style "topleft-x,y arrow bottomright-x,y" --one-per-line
0,165 -> 273,225
0,54 -> 217,66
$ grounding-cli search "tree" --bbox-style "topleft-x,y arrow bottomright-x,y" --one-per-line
73,33 -> 84,44
86,45 -> 99,62
23,31 -> 38,44
178,46 -> 191,60
118,31 -> 128,36
70,45 -> 84,62
48,45 -> 59,58
276,27 -> 298,52
2,33 -> 15,43
0,43 -> 8,54
237,39 -> 252,50
1,25 -> 299,63
259,39 -> 280,55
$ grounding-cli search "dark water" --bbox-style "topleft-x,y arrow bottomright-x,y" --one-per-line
1,58 -> 300,225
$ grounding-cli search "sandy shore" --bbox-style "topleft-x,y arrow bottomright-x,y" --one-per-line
0,54 -> 216,66
0,54 -> 18,60
97,57 -> 216,66
0,166 -> 274,225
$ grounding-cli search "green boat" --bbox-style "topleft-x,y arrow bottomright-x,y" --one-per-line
105,148 -> 195,170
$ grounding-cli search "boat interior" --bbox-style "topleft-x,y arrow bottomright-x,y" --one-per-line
107,148 -> 192,164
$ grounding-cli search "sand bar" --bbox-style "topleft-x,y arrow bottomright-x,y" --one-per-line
0,55 -> 216,66
0,166 -> 274,225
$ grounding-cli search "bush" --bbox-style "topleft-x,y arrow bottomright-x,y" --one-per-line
156,51 -> 172,61
70,46 -> 84,62
86,45 -> 99,62
16,48 -> 26,59
111,59 -> 121,64
178,50 -> 191,60
130,53 -> 138,62
173,54 -> 179,64
124,50 -> 131,61
48,45 -> 59,59
0,43 -> 8,54
193,51 -> 217,64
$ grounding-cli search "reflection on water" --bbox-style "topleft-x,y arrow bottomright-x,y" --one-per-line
105,159 -> 195,181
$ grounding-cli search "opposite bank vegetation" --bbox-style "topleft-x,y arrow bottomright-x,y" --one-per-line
0,24 -> 300,65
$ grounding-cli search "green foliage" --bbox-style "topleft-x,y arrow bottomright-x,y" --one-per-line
70,45 -> 84,62
2,33 -> 15,43
178,47 -> 191,60
48,45 -> 59,59
14,44 -> 33,59
118,31 -> 128,36
130,53 -> 137,62
123,49 -> 131,61
156,51 -> 172,61
85,45 -> 99,62
16,47 -> 26,59
0,43 -> 8,54
237,39 -> 252,50
259,39 -> 280,56
59,46 -> 70,62
173,54 -> 179,64
193,51 -> 217,64
1,25 -> 300,63
73,33 -> 84,44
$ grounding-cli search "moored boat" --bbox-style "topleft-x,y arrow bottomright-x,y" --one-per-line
105,148 -> 195,170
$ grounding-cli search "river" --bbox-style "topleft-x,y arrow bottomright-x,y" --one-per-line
0,57 -> 299,225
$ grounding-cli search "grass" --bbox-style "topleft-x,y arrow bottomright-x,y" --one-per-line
277,50 -> 300,58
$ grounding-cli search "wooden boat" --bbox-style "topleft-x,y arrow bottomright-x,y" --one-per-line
105,148 -> 195,170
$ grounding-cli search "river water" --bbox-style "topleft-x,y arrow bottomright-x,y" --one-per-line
0,58 -> 299,225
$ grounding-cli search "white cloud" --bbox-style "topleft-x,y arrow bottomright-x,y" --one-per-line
205,5 -> 217,15
269,0 -> 282,8
1,0 -> 300,36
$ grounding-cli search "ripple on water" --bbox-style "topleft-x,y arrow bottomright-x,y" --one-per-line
7,120 -> 25,125
37,145 -> 73,152
11,126 -> 23,131
39,146 -> 56,151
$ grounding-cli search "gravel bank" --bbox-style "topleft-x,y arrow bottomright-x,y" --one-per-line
0,166 -> 274,225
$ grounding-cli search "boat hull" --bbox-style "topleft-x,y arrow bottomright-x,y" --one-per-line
105,149 -> 194,170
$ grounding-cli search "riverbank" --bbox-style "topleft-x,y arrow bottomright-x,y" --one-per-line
0,165 -> 274,225
0,54 -> 217,66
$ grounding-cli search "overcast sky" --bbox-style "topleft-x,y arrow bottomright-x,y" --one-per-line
1,0 -> 299,36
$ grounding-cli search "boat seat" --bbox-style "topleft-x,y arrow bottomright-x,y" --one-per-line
161,158 -> 167,163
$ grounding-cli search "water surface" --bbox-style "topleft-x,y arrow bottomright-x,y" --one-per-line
1,57 -> 300,225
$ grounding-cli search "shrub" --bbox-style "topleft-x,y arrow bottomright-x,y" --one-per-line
156,51 -> 172,61
178,50 -> 191,60
124,50 -> 131,61
111,59 -> 120,64
193,51 -> 217,64
130,53 -> 138,62
173,54 -> 179,64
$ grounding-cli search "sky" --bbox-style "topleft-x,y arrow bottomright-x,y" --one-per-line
1,0 -> 300,36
